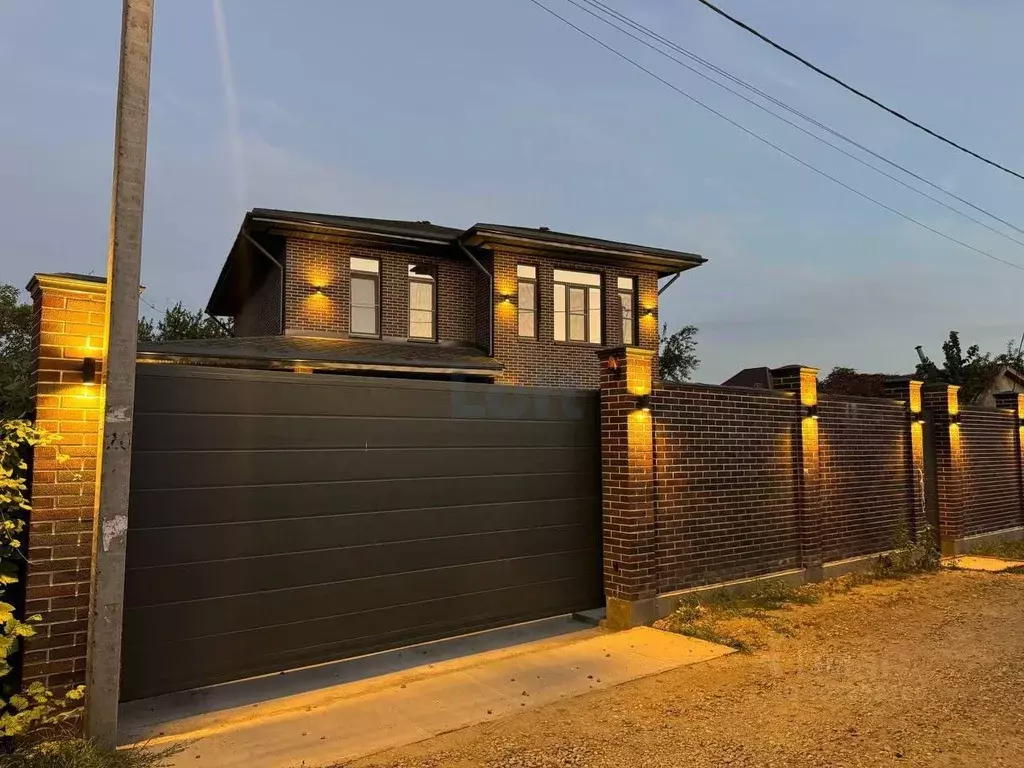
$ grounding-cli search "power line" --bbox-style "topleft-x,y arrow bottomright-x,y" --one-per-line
524,0 -> 1024,271
580,0 -> 1024,241
694,0 -> 1024,183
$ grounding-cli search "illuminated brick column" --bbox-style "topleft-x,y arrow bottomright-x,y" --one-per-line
23,274 -> 106,690
922,384 -> 964,555
884,378 -> 928,538
770,365 -> 822,575
597,346 -> 656,629
993,391 -> 1024,529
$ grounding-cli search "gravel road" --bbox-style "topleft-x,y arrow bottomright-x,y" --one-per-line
352,570 -> 1024,768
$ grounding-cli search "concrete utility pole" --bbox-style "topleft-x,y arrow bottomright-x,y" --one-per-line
85,0 -> 154,747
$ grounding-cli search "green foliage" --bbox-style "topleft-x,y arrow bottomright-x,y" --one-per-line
915,330 -> 1024,404
0,286 -> 34,419
876,520 -> 940,576
0,421 -> 83,739
658,324 -> 699,383
0,738 -> 181,768
138,303 -> 231,343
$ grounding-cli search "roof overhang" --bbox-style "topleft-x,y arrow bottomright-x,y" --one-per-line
460,226 -> 706,278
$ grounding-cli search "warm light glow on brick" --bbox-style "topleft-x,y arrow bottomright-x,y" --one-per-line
305,264 -> 335,290
947,385 -> 960,416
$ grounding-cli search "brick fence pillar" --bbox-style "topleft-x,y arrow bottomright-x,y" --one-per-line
922,384 -> 964,555
23,274 -> 107,690
884,378 -> 927,538
597,346 -> 656,629
993,391 -> 1024,529
771,365 -> 822,577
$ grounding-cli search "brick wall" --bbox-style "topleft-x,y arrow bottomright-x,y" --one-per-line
234,267 -> 282,336
652,382 -> 802,591
960,405 -> 1022,536
491,248 -> 659,388
22,275 -> 106,691
819,395 -> 912,562
281,238 -> 477,344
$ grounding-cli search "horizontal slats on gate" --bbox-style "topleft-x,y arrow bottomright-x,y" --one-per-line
121,365 -> 601,700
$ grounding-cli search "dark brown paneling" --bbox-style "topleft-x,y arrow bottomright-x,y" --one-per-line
122,365 -> 601,701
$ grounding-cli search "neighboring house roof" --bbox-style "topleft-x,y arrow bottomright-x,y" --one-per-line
721,367 -> 774,389
138,335 -> 502,378
208,208 -> 707,315
988,365 -> 1024,391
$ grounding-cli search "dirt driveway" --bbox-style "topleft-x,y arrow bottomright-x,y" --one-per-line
353,570 -> 1024,768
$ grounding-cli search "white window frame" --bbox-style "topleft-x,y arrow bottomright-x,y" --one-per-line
617,276 -> 636,346
408,264 -> 436,341
517,264 -> 538,338
349,257 -> 380,338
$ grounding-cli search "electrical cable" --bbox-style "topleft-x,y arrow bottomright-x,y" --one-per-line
694,0 -> 1024,183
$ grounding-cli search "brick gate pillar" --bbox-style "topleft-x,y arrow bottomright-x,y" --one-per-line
993,391 -> 1024,529
23,274 -> 107,690
770,365 -> 822,577
597,347 -> 657,629
922,384 -> 964,555
884,378 -> 928,538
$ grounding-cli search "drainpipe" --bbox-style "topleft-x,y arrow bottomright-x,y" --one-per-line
457,239 -> 494,357
242,230 -> 285,333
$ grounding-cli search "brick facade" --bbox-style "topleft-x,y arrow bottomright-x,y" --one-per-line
23,275 -> 106,691
281,238 -> 477,344
234,267 -> 282,336
235,236 -> 662,388
491,248 -> 659,388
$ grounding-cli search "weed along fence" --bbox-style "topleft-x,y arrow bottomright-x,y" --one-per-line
16,272 -> 1024,712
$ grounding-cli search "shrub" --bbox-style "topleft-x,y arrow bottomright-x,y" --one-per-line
0,739 -> 180,768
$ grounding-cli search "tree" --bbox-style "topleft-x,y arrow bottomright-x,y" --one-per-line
138,302 -> 232,342
0,286 -> 34,418
819,367 -> 890,397
915,330 -> 1001,404
659,324 -> 699,383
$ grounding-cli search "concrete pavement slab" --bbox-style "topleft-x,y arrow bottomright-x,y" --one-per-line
121,619 -> 733,768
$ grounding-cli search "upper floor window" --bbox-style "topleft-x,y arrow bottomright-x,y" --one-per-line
517,264 -> 537,338
350,257 -> 380,337
408,264 -> 436,340
553,269 -> 601,344
617,276 -> 636,345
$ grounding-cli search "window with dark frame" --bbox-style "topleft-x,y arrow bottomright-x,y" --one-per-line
553,269 -> 602,344
349,256 -> 380,337
617,276 -> 636,345
408,264 -> 436,340
517,264 -> 537,338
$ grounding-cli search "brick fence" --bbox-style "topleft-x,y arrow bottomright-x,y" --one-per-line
18,278 -> 1024,685
599,347 -> 1024,626
23,274 -> 106,691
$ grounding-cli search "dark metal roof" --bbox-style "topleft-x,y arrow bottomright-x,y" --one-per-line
249,208 -> 464,244
464,224 -> 706,269
138,335 -> 502,375
209,208 -> 708,314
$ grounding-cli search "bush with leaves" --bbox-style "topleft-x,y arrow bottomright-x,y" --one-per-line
0,421 -> 84,740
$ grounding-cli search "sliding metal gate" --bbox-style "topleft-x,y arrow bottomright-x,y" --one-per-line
121,365 -> 602,700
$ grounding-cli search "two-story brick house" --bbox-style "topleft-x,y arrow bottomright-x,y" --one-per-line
142,208 -> 706,388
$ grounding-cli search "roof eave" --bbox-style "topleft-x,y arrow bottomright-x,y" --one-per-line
136,351 -> 500,377
461,228 -> 706,276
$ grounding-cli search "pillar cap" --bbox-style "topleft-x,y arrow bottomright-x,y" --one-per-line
770,364 -> 819,377
27,273 -> 107,296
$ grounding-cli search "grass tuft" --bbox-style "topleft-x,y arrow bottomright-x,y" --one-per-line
968,539 -> 1024,562
0,740 -> 182,768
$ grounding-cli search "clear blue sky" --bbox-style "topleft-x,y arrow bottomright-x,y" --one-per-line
2,0 -> 1023,382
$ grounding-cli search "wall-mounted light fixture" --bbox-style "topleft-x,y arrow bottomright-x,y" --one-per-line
949,413 -> 961,425
311,286 -> 326,296
640,308 -> 655,318
82,357 -> 97,386
496,292 -> 513,303
909,411 -> 926,425
805,404 -> 819,420
636,393 -> 652,412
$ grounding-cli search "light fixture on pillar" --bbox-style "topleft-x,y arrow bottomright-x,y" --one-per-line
82,357 -> 98,386
636,393 -> 652,412
804,404 -> 819,420
496,292 -> 513,303
949,413 -> 961,425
